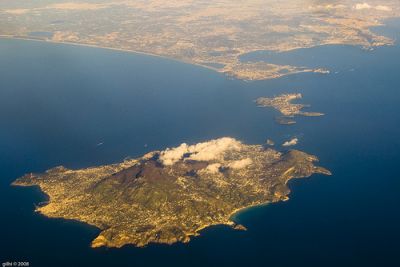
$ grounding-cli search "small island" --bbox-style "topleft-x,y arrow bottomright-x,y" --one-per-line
13,137 -> 330,248
256,93 -> 324,124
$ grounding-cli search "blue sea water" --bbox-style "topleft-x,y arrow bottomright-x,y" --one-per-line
0,20 -> 399,267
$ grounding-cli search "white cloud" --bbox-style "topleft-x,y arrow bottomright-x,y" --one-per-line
3,9 -> 30,15
200,157 -> 252,174
159,143 -> 189,166
375,5 -> 391,11
309,4 -> 346,10
187,137 -> 242,162
204,163 -> 222,174
354,3 -> 391,11
228,158 -> 253,169
355,3 -> 371,10
3,2 -> 115,16
45,2 -> 109,10
282,138 -> 298,147
159,137 -> 243,165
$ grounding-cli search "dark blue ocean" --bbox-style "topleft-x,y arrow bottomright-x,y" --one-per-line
1,20 -> 399,267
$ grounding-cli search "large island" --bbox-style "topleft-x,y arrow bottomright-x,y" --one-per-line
13,137 -> 330,248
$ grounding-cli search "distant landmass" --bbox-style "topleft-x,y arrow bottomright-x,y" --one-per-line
13,137 -> 330,248
0,0 -> 399,80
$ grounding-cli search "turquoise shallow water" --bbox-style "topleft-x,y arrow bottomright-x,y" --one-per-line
0,20 -> 399,267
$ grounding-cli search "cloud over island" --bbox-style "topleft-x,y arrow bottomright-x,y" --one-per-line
159,137 -> 243,166
282,138 -> 299,147
354,3 -> 392,11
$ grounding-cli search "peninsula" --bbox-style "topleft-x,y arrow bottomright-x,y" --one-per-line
13,137 -> 330,248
